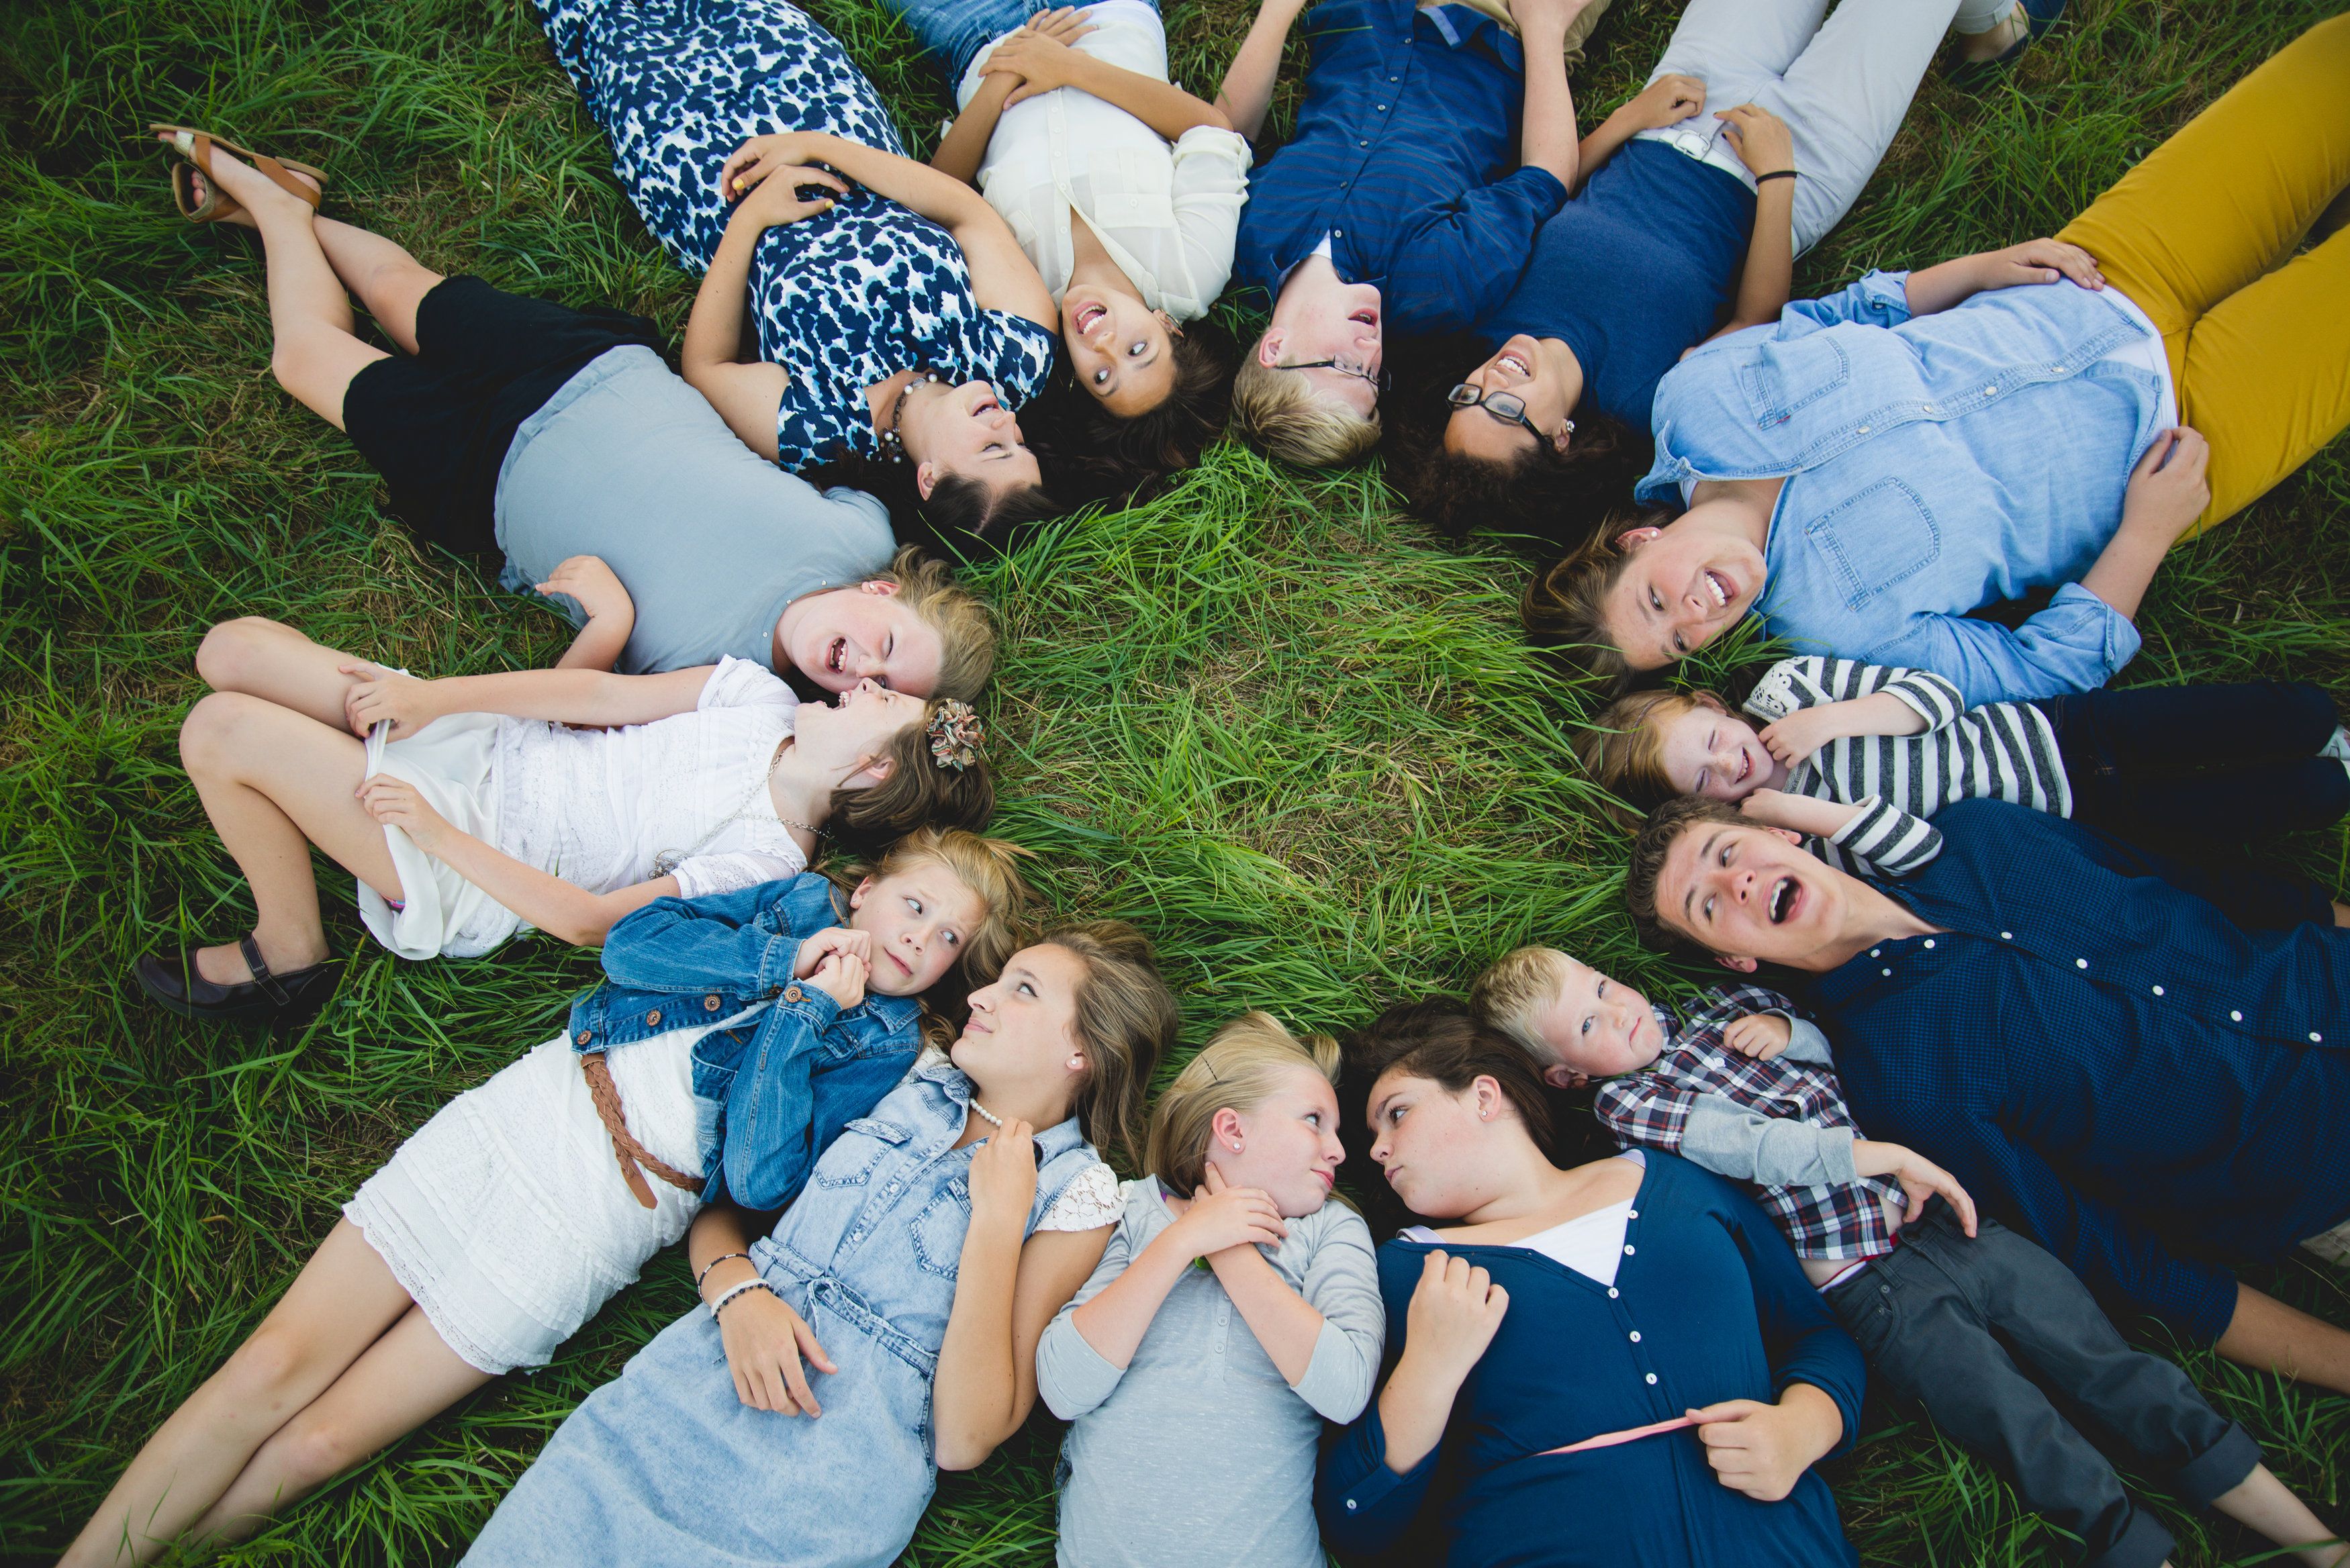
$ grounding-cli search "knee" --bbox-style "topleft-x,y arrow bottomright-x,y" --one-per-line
195,617 -> 291,692
219,1322 -> 327,1410
266,1409 -> 376,1493
179,691 -> 264,777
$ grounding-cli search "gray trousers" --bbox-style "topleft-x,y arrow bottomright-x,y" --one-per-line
1826,1208 -> 2262,1568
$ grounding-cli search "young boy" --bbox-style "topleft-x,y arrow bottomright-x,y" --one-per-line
1468,943 -> 2350,1568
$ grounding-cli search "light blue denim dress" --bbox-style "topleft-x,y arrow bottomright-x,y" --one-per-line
459,1054 -> 1100,1568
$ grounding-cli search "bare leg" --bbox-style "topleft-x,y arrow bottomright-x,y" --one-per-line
309,217 -> 442,356
2216,1281 -> 2350,1396
177,693 -> 405,983
59,1224 -> 416,1568
189,1304 -> 493,1542
1955,0 -> 2027,62
2210,1464 -> 2349,1567
194,616 -> 383,730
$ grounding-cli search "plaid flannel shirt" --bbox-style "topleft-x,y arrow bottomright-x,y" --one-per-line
1594,983 -> 1902,1261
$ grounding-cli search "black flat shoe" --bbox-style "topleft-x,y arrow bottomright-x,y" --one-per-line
134,935 -> 338,1026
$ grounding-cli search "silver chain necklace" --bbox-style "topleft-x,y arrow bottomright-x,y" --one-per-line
652,744 -> 816,877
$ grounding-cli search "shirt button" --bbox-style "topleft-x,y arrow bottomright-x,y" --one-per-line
1359,138 -> 1370,148
1389,73 -> 1399,81
1607,1287 -> 1619,1298
2075,959 -> 2088,969
645,1009 -> 662,1026
1626,1210 -> 1637,1220
2151,985 -> 2164,997
2001,932 -> 2014,940
1983,384 -> 1999,395
1333,228 -> 1344,238
1624,1244 -> 1635,1256
1629,1330 -> 1642,1342
2314,1032 -> 2326,1043
1882,968 -> 1892,977
1922,939 -> 1935,949
1856,425 -> 1870,434
703,993 -> 722,1012
1346,1500 -> 1358,1512
575,1029 -> 592,1045
784,985 -> 804,1001
1870,948 -> 1881,959
2232,1010 -> 2244,1022
1922,403 -> 1938,413
1646,1373 -> 1658,1385
1376,103 -> 1387,111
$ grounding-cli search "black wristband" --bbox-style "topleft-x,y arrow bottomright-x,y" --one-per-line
1754,170 -> 1798,184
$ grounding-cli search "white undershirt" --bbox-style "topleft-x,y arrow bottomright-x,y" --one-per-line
1404,1152 -> 1644,1287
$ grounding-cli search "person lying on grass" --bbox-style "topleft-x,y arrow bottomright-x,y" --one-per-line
1525,12 -> 2350,704
1473,944 -> 2350,1568
1317,1001 -> 1865,1568
1577,655 -> 2350,876
134,616 -> 992,1025
1037,1011 -> 1384,1568
150,131 -> 990,692
453,924 -> 1174,1568
1630,793 -> 2350,1405
66,829 -> 1028,1568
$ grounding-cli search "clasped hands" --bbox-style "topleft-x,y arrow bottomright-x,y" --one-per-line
975,8 -> 1098,107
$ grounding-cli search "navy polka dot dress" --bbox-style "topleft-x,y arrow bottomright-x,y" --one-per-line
536,0 -> 1060,469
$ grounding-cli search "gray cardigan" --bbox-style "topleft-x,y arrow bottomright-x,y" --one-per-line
1037,1178 -> 1385,1568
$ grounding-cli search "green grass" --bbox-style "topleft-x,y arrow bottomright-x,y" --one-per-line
3,0 -> 2347,1562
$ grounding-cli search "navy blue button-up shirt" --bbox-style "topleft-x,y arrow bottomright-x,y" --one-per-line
1230,0 -> 1566,334
1806,799 -> 2348,1342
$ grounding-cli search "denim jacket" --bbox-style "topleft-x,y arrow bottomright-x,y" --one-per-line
1639,271 -> 2168,708
567,873 -> 923,1212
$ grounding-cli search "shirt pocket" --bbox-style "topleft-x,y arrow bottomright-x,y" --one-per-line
813,1116 -> 912,1189
912,1175 -> 974,1279
1738,334 -> 1851,428
1803,477 -> 1942,609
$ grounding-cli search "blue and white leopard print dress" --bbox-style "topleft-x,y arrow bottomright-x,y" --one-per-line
536,0 -> 1060,471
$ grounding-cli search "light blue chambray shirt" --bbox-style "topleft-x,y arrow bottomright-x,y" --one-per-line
1637,271 -> 2170,708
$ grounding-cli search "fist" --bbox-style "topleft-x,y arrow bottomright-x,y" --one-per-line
1715,103 -> 1793,179
536,555 -> 634,628
967,1116 -> 1039,1225
1405,1250 -> 1509,1381
1630,73 -> 1705,131
1722,1012 -> 1792,1060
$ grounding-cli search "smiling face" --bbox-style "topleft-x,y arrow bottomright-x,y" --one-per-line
904,379 -> 1043,503
1206,1065 -> 1346,1219
1600,508 -> 1771,671
1524,958 -> 1664,1089
1064,285 -> 1177,417
1364,1069 -> 1509,1220
846,861 -> 990,996
1654,821 -> 1852,971
1655,702 -> 1780,802
1443,334 -> 1572,464
1261,266 -> 1384,420
954,941 -> 1089,1101
790,679 -> 926,787
780,581 -> 946,696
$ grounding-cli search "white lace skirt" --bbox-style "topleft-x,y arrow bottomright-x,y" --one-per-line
345,1030 -> 706,1375
356,712 -> 522,960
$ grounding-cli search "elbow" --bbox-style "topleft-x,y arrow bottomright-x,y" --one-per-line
932,1428 -> 1005,1473
1199,105 -> 1235,134
549,901 -> 621,949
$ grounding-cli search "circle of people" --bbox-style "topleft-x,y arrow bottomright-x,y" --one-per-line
68,0 -> 2350,1563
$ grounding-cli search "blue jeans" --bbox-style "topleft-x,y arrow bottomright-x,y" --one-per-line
882,0 -> 1159,86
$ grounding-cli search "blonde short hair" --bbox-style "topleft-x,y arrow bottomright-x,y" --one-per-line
1145,1011 -> 1342,1197
1575,687 -> 1733,815
874,545 -> 997,702
1229,350 -> 1381,469
1468,946 -> 1577,1061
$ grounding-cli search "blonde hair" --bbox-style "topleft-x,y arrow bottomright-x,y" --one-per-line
1229,350 -> 1382,469
1145,1011 -> 1342,1197
1467,946 -> 1577,1061
872,546 -> 998,702
1044,921 -> 1179,1172
1575,687 -> 1732,815
833,828 -> 1037,1044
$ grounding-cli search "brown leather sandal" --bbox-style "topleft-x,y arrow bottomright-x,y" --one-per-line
150,124 -> 327,224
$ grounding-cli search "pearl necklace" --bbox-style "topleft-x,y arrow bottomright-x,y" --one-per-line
880,371 -> 939,464
968,1098 -> 1004,1129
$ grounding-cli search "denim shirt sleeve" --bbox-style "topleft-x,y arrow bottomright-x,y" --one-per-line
1382,166 -> 1570,334
718,984 -> 845,1211
1779,268 -> 1914,334
1873,581 -> 2143,709
600,879 -> 819,997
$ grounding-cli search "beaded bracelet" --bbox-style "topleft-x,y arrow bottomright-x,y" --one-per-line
696,1251 -> 753,1293
710,1277 -> 781,1321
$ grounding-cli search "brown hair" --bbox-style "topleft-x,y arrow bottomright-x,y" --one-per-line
827,698 -> 996,854
871,545 -> 997,703
1522,512 -> 1672,693
1229,348 -> 1382,469
1029,320 -> 1237,501
831,827 -> 1036,1043
1466,946 -> 1577,1061
1344,999 -> 1555,1157
1624,795 -> 1747,957
1575,688 -> 1733,815
1144,1011 -> 1342,1197
1043,920 -> 1179,1172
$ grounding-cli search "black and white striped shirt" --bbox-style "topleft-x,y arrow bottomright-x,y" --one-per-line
1742,656 -> 2071,876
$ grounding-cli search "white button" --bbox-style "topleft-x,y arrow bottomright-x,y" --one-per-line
1983,384 -> 1998,395
1882,969 -> 1893,977
2076,959 -> 2088,969
1923,939 -> 1935,949
1346,1500 -> 1358,1512
2152,985 -> 2165,996
1870,948 -> 1881,959
1630,1331 -> 1642,1342
2314,1032 -> 2325,1043
1646,1373 -> 1659,1385
2001,932 -> 2014,940
1923,403 -> 1938,413
1607,1287 -> 1619,1298
1626,1210 -> 1638,1220
1856,424 -> 1870,434
2232,1010 -> 2244,1022
1624,1244 -> 1636,1256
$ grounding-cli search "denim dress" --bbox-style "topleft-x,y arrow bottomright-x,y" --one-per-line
460,1055 -> 1103,1567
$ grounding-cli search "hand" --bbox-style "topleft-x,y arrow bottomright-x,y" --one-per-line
719,132 -> 826,201
1687,1390 -> 1842,1502
1626,73 -> 1705,131
536,555 -> 634,630
1736,789 -> 1856,840
1722,1012 -> 1793,1060
1969,238 -> 2105,293
1507,0 -> 1593,42
355,774 -> 454,852
340,664 -> 440,740
2120,426 -> 2211,544
966,1116 -> 1039,1230
733,160 -> 847,230
1852,1139 -> 1979,1234
1715,104 -> 1793,181
792,926 -> 873,981
981,13 -> 1097,108
1174,1163 -> 1288,1258
1756,706 -> 1845,768
716,1283 -> 838,1416
1401,1250 -> 1510,1385
805,949 -> 869,1010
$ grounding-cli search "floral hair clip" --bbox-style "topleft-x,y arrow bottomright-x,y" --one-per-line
927,701 -> 983,771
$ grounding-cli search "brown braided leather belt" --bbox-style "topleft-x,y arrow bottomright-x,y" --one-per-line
580,1052 -> 702,1210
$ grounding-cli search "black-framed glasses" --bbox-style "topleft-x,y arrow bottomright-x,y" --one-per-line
1274,356 -> 1391,392
1447,382 -> 1566,442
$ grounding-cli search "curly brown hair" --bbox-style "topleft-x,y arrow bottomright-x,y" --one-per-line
1342,999 -> 1556,1156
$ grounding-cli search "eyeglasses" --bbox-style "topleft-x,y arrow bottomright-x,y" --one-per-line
1275,356 -> 1391,392
1447,383 -> 1572,442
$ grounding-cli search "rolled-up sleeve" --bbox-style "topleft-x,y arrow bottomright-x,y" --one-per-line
1781,269 -> 1914,333
1290,1208 -> 1386,1422
1381,167 -> 1566,333
1036,1206 -> 1138,1420
1878,582 -> 2143,709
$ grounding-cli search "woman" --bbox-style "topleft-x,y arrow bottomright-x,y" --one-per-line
1317,1001 -> 1864,1567
1037,1011 -> 1384,1568
1382,0 -> 2028,545
136,616 -> 990,1024
906,2 -> 1246,487
65,830 -> 1030,1567
535,0 -> 1067,542
1527,14 -> 2350,701
455,923 -> 1176,1566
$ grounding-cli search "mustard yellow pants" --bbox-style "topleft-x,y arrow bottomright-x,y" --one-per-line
2058,11 -> 2350,532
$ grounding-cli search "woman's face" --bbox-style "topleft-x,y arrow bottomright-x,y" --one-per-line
791,679 -> 925,786
847,862 -> 990,995
954,941 -> 1088,1095
1656,703 -> 1774,801
1063,284 -> 1176,417
1599,509 -> 1769,671
1364,1069 -> 1502,1220
906,379 -> 1043,502
1442,334 -> 1573,464
1206,1066 -> 1346,1219
782,582 -> 945,696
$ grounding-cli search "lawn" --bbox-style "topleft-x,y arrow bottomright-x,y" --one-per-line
2,0 -> 2346,1562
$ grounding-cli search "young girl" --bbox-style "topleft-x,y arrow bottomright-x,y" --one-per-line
534,0 -> 1070,542
134,616 -> 992,1024
1037,1011 -> 1384,1568
65,830 -> 1030,1567
1527,15 -> 2350,699
904,1 -> 1246,487
454,922 -> 1176,1566
1318,1001 -> 1865,1567
1579,656 -> 2350,876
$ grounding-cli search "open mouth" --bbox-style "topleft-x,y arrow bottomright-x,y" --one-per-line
1769,875 -> 1799,924
1348,307 -> 1378,329
1736,748 -> 1753,785
1496,351 -> 1531,379
970,393 -> 1000,418
1703,569 -> 1736,609
825,636 -> 848,675
1072,301 -> 1107,336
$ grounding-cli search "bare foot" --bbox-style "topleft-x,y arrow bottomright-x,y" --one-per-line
156,134 -> 320,228
1957,1 -> 2027,62
194,935 -> 328,985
